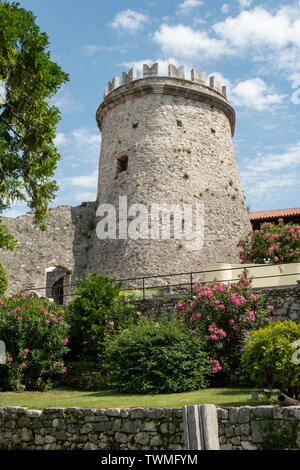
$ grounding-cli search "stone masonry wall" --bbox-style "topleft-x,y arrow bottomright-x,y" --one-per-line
0,406 -> 299,450
89,75 -> 252,280
135,283 -> 300,323
0,203 -> 97,295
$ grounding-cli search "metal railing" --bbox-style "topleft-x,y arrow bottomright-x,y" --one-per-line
20,263 -> 300,305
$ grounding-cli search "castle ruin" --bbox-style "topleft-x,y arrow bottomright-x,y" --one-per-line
0,64 -> 252,300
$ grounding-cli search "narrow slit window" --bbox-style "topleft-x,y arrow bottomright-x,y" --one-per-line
116,155 -> 128,175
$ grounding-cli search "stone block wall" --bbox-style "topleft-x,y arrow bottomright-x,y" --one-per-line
217,406 -> 300,450
0,406 -> 299,450
135,283 -> 300,323
0,406 -> 184,450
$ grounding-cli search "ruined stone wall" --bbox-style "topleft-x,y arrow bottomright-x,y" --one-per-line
88,73 -> 252,280
0,203 -> 97,295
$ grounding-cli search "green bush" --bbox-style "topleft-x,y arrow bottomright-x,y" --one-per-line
0,262 -> 8,296
0,292 -> 70,391
68,274 -> 138,361
241,321 -> 300,399
103,318 -> 211,394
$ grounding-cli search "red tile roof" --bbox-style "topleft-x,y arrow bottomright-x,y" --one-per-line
249,208 -> 300,220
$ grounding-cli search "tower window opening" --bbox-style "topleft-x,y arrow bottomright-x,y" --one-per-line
116,155 -> 128,175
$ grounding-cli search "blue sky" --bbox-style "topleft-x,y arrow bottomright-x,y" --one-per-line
4,0 -> 300,217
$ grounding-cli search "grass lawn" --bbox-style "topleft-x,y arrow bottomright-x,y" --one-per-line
0,387 -> 278,410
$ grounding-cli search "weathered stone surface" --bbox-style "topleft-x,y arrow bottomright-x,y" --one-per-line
229,408 -> 238,424
20,428 -> 33,442
26,410 -> 42,418
225,423 -> 235,438
241,441 -> 257,450
45,435 -> 56,444
251,406 -> 273,418
135,432 -> 150,446
115,432 -> 128,444
144,408 -> 163,419
220,444 -> 233,450
1,405 -> 299,451
142,421 -> 157,432
238,407 -> 250,424
80,423 -> 94,434
251,421 -> 263,443
236,423 -> 250,436
199,404 -> 220,450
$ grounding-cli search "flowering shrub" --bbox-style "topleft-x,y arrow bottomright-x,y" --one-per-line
0,262 -> 8,296
237,219 -> 300,264
0,293 -> 70,391
68,274 -> 138,361
176,272 -> 272,379
241,321 -> 300,399
103,317 -> 211,394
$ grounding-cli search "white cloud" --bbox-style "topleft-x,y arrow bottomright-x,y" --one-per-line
68,171 -> 98,188
240,141 -> 300,207
243,141 -> 300,173
111,10 -> 148,34
213,6 -> 300,50
71,128 -> 101,153
54,128 -> 101,159
73,191 -> 97,201
221,4 -> 229,14
82,44 -> 122,55
153,24 -> 228,60
238,0 -> 252,9
177,0 -> 203,14
230,78 -> 286,111
54,132 -> 70,147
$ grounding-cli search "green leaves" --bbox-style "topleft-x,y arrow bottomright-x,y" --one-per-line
241,320 -> 300,399
0,1 -> 69,246
103,317 -> 211,394
67,274 -> 138,361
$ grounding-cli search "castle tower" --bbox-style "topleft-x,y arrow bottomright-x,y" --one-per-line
87,64 -> 252,281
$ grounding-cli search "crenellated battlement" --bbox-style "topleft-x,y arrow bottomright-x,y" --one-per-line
103,63 -> 227,100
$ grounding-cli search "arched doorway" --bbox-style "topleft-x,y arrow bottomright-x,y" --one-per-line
45,266 -> 72,305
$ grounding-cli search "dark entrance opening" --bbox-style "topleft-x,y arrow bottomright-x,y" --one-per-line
52,276 -> 64,305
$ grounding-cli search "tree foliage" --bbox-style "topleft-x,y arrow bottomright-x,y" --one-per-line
0,1 -> 69,248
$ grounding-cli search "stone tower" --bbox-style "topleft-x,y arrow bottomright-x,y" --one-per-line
87,64 -> 252,281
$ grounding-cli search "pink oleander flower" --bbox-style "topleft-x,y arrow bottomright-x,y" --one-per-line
20,385 -> 25,389
63,339 -> 69,344
210,335 -> 218,341
229,319 -> 235,325
218,304 -> 225,310
21,363 -> 27,368
268,305 -> 274,311
218,329 -> 227,337
136,311 -> 142,316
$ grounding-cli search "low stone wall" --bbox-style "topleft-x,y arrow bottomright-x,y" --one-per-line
136,282 -> 300,323
0,405 -> 299,450
257,283 -> 300,322
218,406 -> 300,450
0,406 -> 184,450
